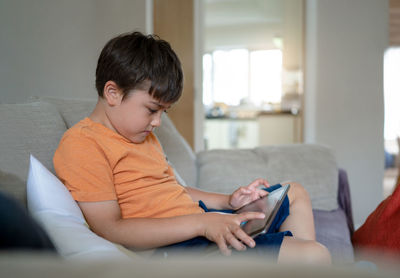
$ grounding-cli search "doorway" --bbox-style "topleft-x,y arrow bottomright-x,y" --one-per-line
383,47 -> 400,197
201,0 -> 304,150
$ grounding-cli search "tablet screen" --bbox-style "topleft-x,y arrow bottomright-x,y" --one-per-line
235,184 -> 290,237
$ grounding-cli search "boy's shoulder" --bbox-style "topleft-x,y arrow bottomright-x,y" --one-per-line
55,118 -> 124,165
59,117 -> 112,152
62,117 -> 94,140
63,117 -> 113,141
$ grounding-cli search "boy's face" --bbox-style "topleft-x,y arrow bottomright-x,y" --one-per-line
105,84 -> 171,144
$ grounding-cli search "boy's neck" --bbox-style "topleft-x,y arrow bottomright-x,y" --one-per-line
89,98 -> 116,133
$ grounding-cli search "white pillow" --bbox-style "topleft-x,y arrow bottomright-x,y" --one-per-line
26,154 -> 134,260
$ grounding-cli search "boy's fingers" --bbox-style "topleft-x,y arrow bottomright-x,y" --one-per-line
249,178 -> 270,189
259,178 -> 270,187
215,238 -> 231,256
233,228 -> 255,248
248,181 -> 260,189
238,211 -> 265,222
258,189 -> 268,197
225,232 -> 246,251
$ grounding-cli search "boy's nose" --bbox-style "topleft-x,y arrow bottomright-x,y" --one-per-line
151,113 -> 162,127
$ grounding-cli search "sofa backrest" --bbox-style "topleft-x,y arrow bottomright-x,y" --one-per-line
196,144 -> 339,211
39,97 -> 96,128
154,114 -> 197,187
0,102 -> 67,204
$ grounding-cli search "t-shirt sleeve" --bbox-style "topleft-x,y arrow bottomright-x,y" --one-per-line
53,132 -> 117,202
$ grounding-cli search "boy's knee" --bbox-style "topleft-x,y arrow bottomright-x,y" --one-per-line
305,241 -> 331,265
284,182 -> 310,203
279,238 -> 331,265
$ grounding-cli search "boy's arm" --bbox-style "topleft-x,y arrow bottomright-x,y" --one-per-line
186,178 -> 269,210
185,187 -> 232,210
78,200 -> 264,255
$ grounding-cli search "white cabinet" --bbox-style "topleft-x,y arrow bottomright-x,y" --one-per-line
257,114 -> 302,145
204,114 -> 301,150
204,119 -> 258,150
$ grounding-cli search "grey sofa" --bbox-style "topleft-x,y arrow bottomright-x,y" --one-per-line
0,97 -> 354,264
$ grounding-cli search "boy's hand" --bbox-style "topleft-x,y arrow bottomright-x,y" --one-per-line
201,212 -> 265,256
229,178 -> 269,210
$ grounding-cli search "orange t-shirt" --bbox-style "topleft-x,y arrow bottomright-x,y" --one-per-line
53,117 -> 204,219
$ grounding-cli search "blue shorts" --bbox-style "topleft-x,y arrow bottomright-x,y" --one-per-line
154,184 -> 292,259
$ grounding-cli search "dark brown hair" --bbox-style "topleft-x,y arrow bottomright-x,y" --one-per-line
95,31 -> 183,103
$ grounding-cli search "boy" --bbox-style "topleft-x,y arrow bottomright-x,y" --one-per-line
54,31 -> 330,263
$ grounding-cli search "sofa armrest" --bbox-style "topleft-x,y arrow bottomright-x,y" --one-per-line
338,168 -> 355,235
312,169 -> 355,264
313,208 -> 354,263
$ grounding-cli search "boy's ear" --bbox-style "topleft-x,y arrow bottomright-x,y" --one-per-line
103,81 -> 123,106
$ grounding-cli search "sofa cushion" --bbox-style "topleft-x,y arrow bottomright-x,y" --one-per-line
27,155 -> 85,222
0,101 -> 66,183
39,97 -> 96,128
27,155 -> 134,260
196,144 -> 338,211
154,114 -> 197,187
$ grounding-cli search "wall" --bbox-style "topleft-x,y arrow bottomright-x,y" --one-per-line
0,0 -> 147,103
304,0 -> 388,226
194,0 -> 205,152
153,0 -> 195,148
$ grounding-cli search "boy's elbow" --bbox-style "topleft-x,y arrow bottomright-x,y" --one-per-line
92,218 -> 147,249
77,200 -> 126,244
86,218 -> 120,242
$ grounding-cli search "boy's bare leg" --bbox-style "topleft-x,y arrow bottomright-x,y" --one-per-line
276,182 -> 331,264
278,182 -> 316,241
278,236 -> 331,264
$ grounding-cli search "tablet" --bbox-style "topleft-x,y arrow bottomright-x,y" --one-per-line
235,184 -> 290,238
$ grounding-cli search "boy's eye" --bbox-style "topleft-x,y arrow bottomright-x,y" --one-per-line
148,108 -> 169,114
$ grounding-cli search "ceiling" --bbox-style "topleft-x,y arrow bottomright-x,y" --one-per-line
204,0 -> 284,28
